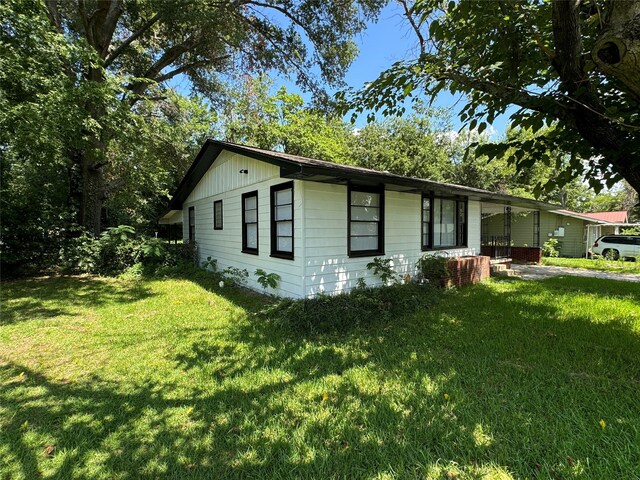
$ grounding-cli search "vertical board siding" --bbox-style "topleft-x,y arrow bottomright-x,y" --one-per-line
182,153 -> 304,298
303,183 -> 480,298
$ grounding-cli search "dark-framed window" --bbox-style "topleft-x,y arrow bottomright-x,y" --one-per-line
421,194 -> 467,250
348,185 -> 384,257
188,206 -> 195,242
242,191 -> 258,254
270,181 -> 294,259
213,200 -> 223,230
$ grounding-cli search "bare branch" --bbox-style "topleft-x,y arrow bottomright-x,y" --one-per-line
155,56 -> 230,83
398,0 -> 425,55
104,12 -> 162,67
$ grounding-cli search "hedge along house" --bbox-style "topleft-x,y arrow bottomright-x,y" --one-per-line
160,140 -> 558,298
481,209 -> 627,258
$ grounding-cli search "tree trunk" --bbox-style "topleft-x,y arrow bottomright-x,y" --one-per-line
76,152 -> 106,236
592,0 -> 640,101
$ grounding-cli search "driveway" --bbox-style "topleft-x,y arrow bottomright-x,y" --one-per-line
511,264 -> 640,283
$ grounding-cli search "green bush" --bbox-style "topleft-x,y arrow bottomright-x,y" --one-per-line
366,257 -> 400,285
259,282 -> 441,333
542,238 -> 560,257
416,254 -> 450,286
60,226 -> 197,276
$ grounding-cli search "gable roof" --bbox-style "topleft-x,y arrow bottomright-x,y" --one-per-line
554,209 -> 627,224
165,139 -> 561,213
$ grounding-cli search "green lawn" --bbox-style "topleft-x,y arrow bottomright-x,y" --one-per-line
542,256 -> 640,274
1,274 -> 639,479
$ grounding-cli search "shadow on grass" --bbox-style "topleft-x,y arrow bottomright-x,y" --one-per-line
1,276 -> 639,478
0,276 -> 152,326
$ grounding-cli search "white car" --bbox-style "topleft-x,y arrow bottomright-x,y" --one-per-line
591,235 -> 640,260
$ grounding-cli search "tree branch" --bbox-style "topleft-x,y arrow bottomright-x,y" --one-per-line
398,0 -> 425,55
155,56 -> 230,83
551,0 -> 586,91
44,0 -> 63,33
104,12 -> 162,67
436,67 -> 573,124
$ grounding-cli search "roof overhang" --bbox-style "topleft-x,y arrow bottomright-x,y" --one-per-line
161,139 -> 561,219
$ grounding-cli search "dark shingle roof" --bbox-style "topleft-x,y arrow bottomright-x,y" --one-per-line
165,139 -> 560,213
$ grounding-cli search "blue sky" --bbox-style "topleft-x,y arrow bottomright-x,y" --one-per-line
271,2 -> 513,136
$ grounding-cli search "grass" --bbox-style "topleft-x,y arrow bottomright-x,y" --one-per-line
1,274 -> 639,479
542,256 -> 640,274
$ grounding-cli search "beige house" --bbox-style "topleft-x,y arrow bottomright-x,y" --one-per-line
482,209 -> 626,258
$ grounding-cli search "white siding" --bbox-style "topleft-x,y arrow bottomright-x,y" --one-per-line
302,183 -> 480,298
182,152 -> 304,298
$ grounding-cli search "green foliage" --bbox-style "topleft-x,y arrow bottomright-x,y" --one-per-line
224,79 -> 352,163
202,257 -> 218,272
254,269 -> 281,292
416,254 -> 450,286
221,267 -> 249,287
355,277 -> 368,289
542,238 -> 560,258
365,257 -> 400,285
260,282 -> 440,333
621,226 -> 640,235
344,0 -> 640,195
59,226 -> 196,276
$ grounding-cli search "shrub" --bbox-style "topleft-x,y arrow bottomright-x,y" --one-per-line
221,266 -> 249,286
542,238 -> 560,257
255,269 -> 281,292
60,226 -> 198,276
366,257 -> 400,285
416,254 -> 450,286
259,282 -> 441,333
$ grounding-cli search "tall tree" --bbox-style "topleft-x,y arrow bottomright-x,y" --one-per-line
223,77 -> 353,162
343,0 -> 640,196
3,0 -> 383,235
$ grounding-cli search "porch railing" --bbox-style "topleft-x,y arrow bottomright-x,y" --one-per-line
481,235 -> 512,259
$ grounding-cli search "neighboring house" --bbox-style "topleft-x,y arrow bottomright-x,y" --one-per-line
160,140 -> 557,298
482,208 -> 626,258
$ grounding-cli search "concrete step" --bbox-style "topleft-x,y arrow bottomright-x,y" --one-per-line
492,269 -> 521,277
491,264 -> 509,273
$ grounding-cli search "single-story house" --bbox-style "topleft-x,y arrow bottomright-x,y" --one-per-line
160,140 -> 558,298
482,208 -> 628,258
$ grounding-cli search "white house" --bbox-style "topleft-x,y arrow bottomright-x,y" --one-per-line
160,140 -> 557,298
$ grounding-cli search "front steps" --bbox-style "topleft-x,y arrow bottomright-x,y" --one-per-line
490,261 -> 520,278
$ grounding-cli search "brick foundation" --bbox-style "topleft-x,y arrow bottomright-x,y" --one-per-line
511,247 -> 542,264
445,256 -> 490,287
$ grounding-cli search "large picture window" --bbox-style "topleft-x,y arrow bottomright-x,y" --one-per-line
188,206 -> 195,242
270,181 -> 294,259
422,195 -> 467,249
213,200 -> 223,230
242,191 -> 258,254
348,185 -> 384,257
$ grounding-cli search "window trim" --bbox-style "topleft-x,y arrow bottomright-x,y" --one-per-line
347,184 -> 385,258
213,200 -> 223,230
421,194 -> 468,251
241,190 -> 259,255
270,181 -> 294,260
188,206 -> 195,242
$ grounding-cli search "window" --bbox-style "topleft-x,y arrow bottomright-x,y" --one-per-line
242,191 -> 258,254
348,185 -> 384,257
271,182 -> 294,259
188,206 -> 195,242
422,195 -> 467,250
213,200 -> 223,230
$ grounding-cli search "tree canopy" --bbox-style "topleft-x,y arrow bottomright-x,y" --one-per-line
1,0 -> 384,236
343,0 -> 640,197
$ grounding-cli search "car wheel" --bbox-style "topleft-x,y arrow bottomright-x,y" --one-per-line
602,249 -> 620,260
